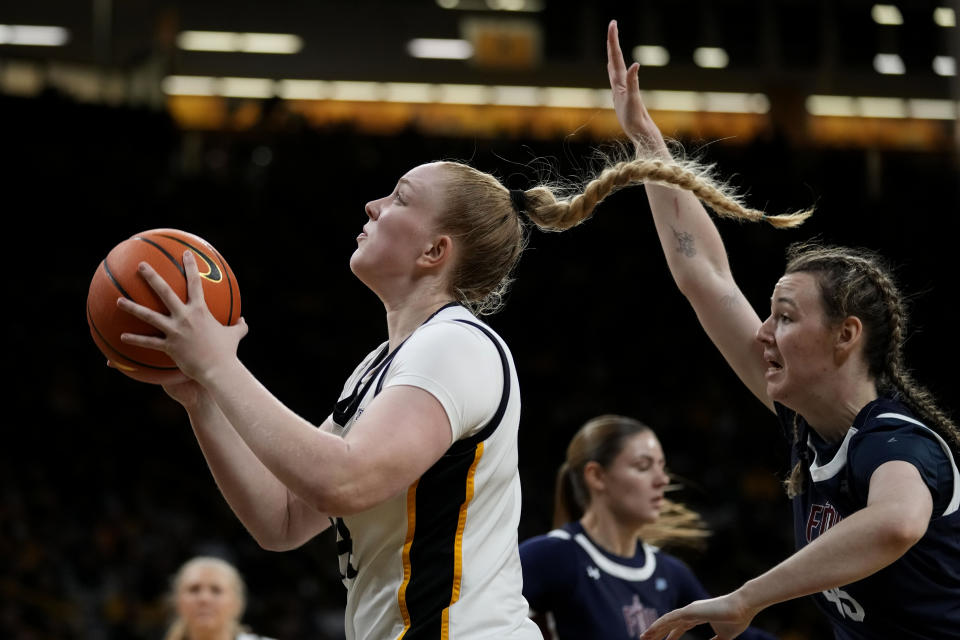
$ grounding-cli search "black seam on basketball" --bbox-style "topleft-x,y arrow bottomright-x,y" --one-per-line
212,247 -> 236,324
156,234 -> 224,283
86,302 -> 178,371
137,237 -> 186,276
102,260 -> 133,300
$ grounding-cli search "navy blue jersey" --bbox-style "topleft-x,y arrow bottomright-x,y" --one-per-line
777,397 -> 960,639
519,522 -> 778,640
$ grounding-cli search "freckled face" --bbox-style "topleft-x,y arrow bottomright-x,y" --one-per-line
350,162 -> 447,291
756,272 -> 837,406
175,563 -> 242,637
594,432 -> 670,527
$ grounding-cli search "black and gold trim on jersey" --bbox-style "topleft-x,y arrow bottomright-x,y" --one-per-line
394,319 -> 511,640
332,302 -> 461,428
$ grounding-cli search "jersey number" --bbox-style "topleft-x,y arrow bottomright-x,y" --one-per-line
333,517 -> 359,585
822,587 -> 865,622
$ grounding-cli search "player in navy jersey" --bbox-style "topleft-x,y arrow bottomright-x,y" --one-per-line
520,415 -> 779,640
598,20 -> 960,640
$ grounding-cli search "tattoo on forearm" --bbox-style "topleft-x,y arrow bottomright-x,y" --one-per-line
671,226 -> 696,258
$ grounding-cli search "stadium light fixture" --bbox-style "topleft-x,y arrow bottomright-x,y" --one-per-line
406,38 -> 474,59
871,5 -> 904,25
177,31 -> 302,54
0,24 -> 69,46
693,47 -> 728,69
633,45 -> 669,67
873,53 -> 905,74
933,55 -> 956,76
933,7 -> 955,27
435,0 -> 544,10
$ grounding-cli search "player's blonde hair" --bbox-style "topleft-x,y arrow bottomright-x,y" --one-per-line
781,243 -> 960,497
435,152 -> 810,316
163,556 -> 248,640
553,414 -> 710,550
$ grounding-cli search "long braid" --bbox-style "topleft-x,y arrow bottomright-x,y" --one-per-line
784,414 -> 809,498
524,157 -> 813,232
852,257 -> 960,459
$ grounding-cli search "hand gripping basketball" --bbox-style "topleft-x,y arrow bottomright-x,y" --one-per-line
118,250 -> 248,384
87,228 -> 242,384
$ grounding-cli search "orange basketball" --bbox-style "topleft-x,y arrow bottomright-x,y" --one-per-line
86,228 -> 241,384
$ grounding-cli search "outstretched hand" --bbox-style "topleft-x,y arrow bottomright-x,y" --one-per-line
606,20 -> 668,156
117,250 -> 248,385
639,592 -> 757,640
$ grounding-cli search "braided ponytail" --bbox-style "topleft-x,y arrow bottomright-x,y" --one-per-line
523,156 -> 812,232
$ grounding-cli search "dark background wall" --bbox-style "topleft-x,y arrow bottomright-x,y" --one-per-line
3,84 -> 959,640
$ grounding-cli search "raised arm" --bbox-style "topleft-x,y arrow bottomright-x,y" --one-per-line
606,20 -> 773,411
160,380 -> 333,551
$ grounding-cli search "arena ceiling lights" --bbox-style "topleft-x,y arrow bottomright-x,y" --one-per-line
806,95 -> 958,120
435,0 -> 543,12
933,7 -> 955,27
160,75 -> 771,114
176,31 -> 303,54
406,38 -> 474,59
871,5 -> 904,25
0,25 -> 68,46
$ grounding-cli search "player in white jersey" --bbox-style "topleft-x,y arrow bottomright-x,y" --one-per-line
116,157 -> 670,638
330,302 -> 530,638
164,556 -> 278,640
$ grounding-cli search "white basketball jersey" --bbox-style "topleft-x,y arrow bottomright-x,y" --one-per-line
328,304 -> 541,640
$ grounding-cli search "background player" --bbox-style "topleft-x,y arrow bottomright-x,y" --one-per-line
163,556 -> 276,640
520,414 -> 778,640
601,19 -> 960,640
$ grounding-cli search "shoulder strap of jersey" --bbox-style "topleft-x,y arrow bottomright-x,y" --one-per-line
331,343 -> 390,426
876,412 -> 960,516
447,319 -> 510,455
334,303 -> 461,426
372,317 -> 510,454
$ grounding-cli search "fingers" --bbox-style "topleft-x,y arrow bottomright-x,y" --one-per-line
643,623 -> 695,640
640,613 -> 697,640
117,295 -> 172,332
607,20 -> 624,70
119,331 -> 167,350
182,250 -> 208,306
231,317 -> 250,341
136,260 -> 186,314
607,20 -> 626,84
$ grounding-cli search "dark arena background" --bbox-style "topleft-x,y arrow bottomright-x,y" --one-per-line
4,1 -> 959,638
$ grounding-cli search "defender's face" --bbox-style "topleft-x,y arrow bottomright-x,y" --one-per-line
756,272 -> 836,407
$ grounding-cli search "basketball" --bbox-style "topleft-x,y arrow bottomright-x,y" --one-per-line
86,228 -> 242,384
